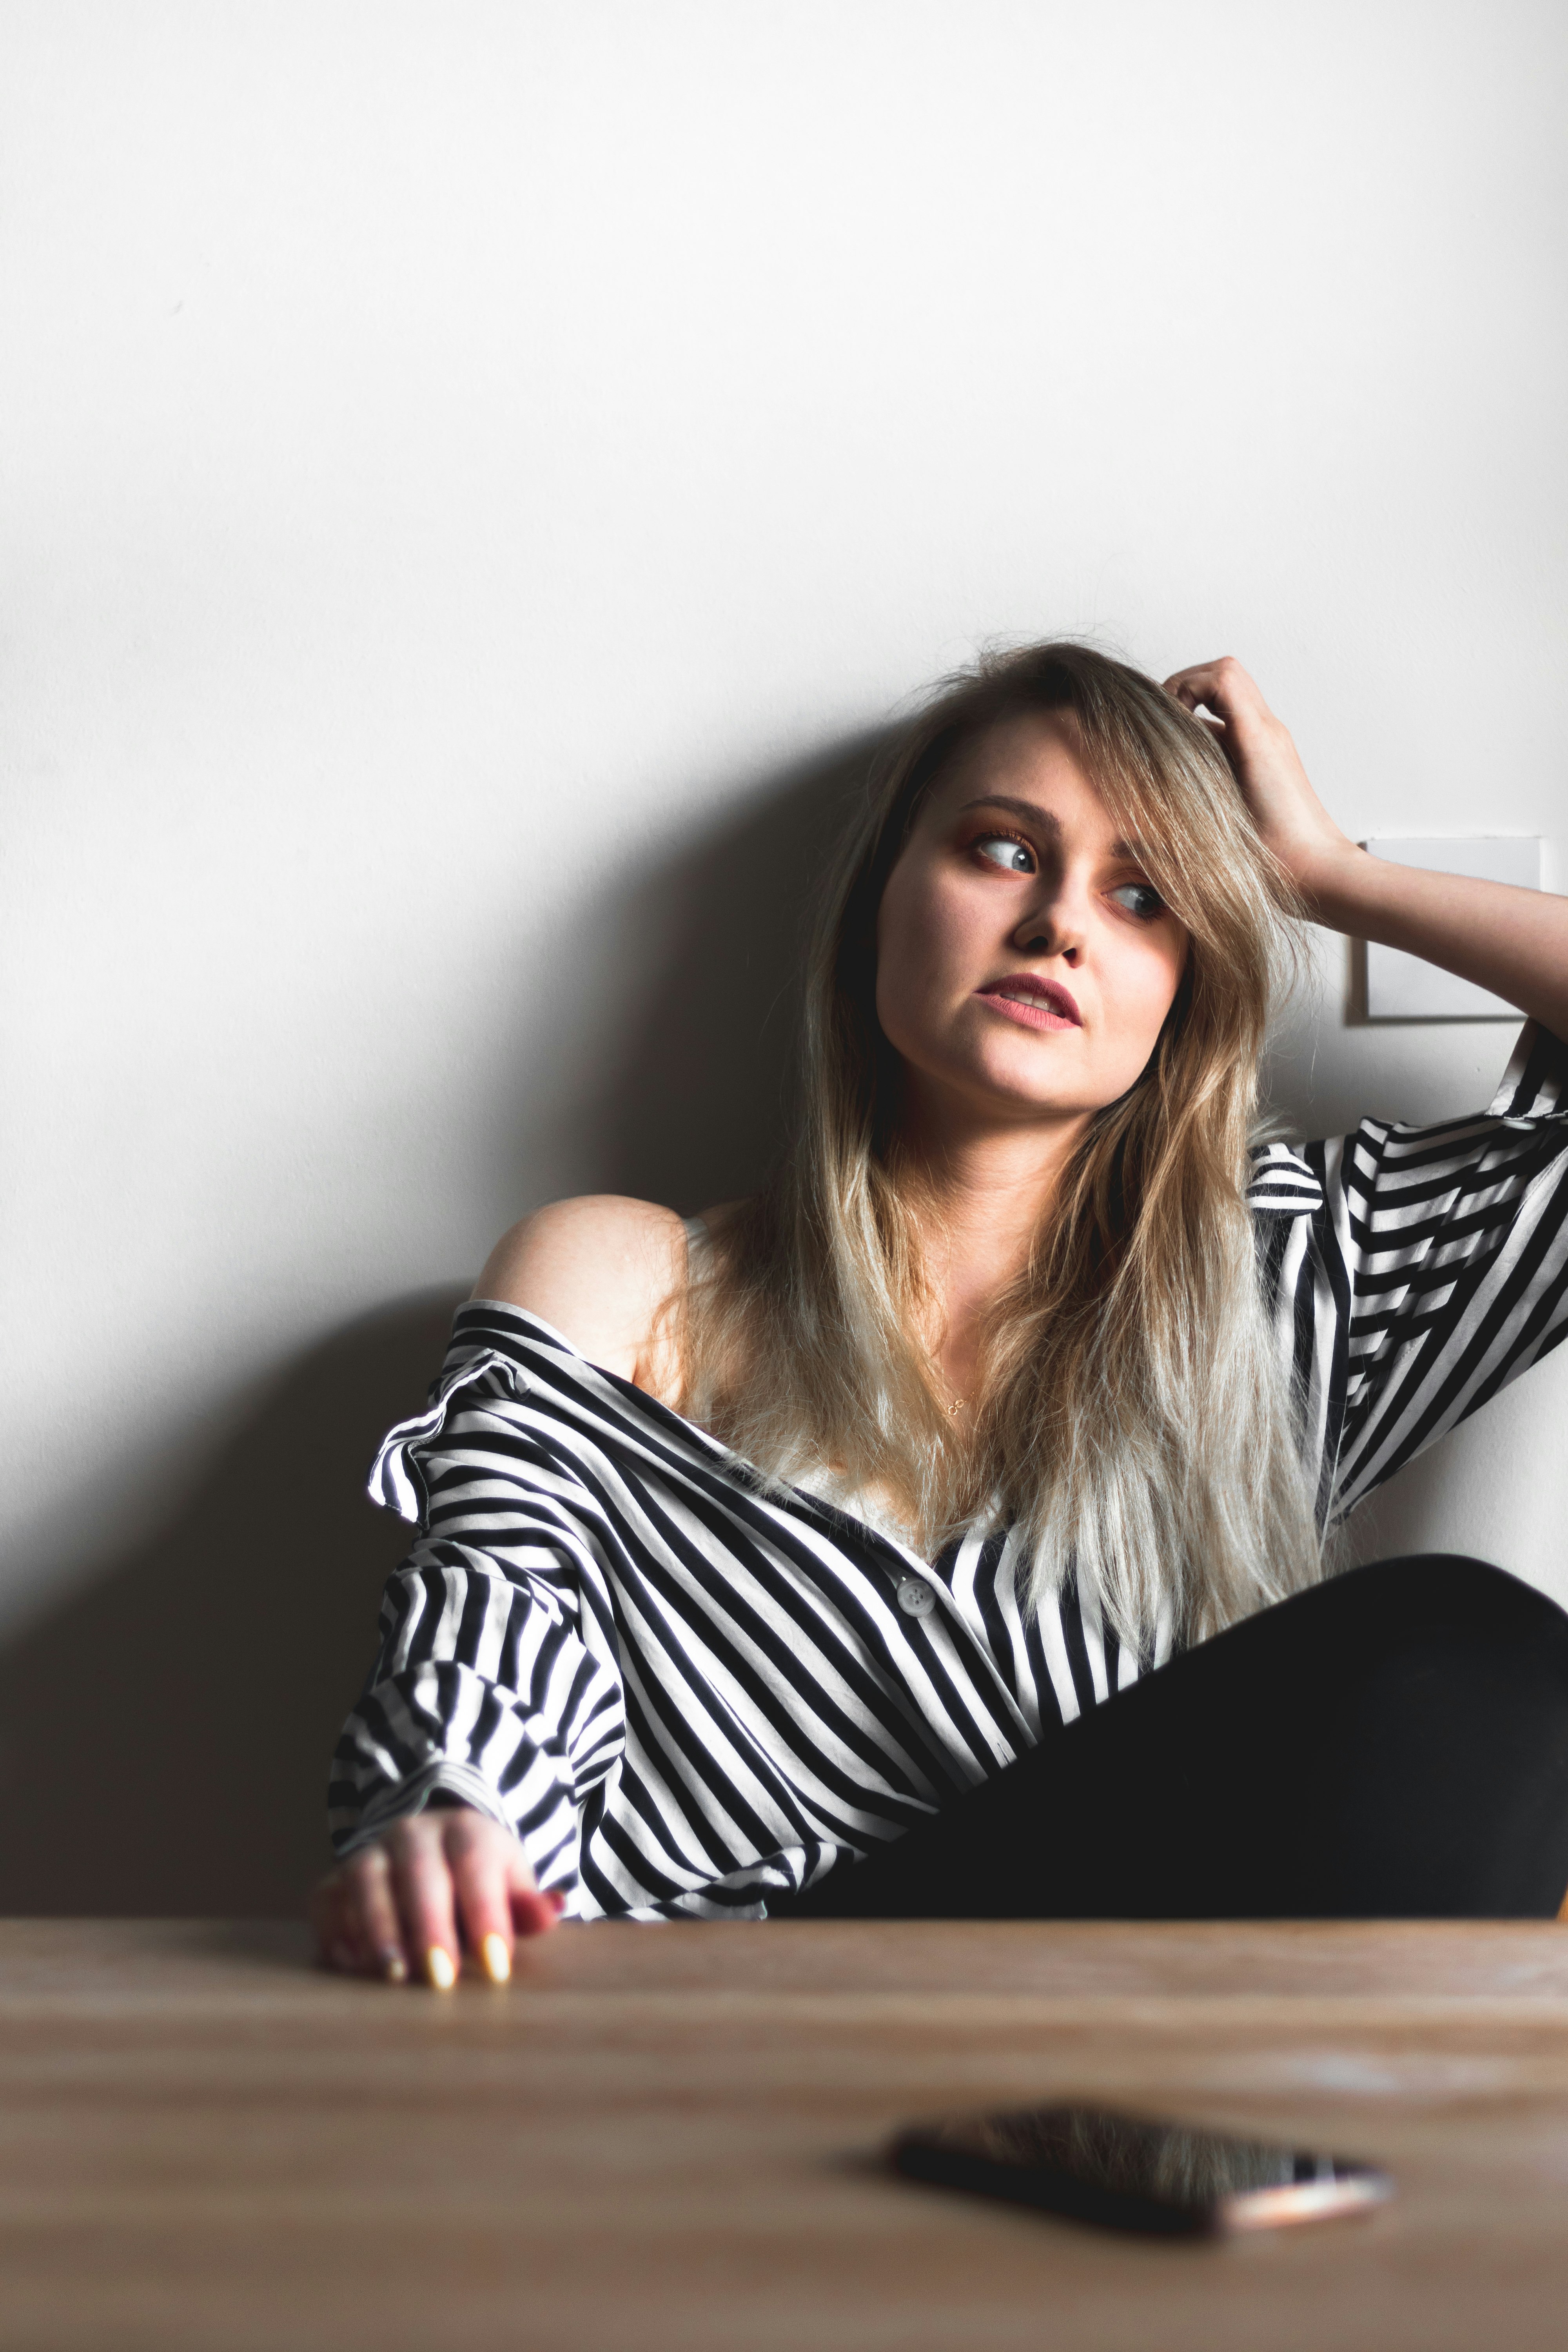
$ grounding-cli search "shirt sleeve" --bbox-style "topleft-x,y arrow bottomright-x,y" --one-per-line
327,1332 -> 627,1905
1323,1020 -> 1568,1515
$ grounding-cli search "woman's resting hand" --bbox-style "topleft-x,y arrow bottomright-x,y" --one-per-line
313,1806 -> 563,1988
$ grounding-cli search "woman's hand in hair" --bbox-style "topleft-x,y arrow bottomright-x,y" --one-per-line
312,1805 -> 564,1989
1167,655 -> 1568,1035
1163,656 -> 1359,909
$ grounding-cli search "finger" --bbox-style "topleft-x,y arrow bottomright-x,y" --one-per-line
1162,662 -> 1234,716
310,1875 -> 360,1976
445,1815 -> 522,1984
387,1818 -> 461,1989
505,1840 -> 567,1940
348,1844 -> 412,1984
1169,659 -> 1280,742
1161,667 -> 1248,782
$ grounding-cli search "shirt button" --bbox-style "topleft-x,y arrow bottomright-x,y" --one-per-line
897,1577 -> 936,1619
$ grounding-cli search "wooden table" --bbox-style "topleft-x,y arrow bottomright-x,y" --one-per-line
5,1919 -> 1568,2348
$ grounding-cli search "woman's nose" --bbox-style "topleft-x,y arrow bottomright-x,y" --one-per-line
1013,893 -> 1085,967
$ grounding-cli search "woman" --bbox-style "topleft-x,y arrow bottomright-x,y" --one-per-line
316,646 -> 1568,1988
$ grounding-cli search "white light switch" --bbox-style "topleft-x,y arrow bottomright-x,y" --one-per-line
1364,837 -> 1542,1020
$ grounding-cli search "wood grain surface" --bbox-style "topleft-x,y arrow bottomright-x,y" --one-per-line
4,1917 -> 1568,2350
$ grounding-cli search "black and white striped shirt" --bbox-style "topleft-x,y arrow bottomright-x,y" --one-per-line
330,1023 -> 1568,1918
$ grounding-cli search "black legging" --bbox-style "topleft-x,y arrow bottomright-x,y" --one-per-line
772,1555 -> 1568,1920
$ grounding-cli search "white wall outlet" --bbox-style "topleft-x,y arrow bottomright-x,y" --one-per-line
1364,838 -> 1542,1020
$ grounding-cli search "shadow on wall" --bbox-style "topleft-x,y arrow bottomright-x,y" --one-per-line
0,1291 -> 464,1918
548,732 -> 879,1212
0,736 -> 882,1918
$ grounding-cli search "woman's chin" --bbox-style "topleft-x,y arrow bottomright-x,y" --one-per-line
915,1057 -> 1109,1129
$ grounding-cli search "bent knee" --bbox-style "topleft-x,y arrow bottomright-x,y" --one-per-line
1322,1555 -> 1568,1713
1345,1551 -> 1559,1631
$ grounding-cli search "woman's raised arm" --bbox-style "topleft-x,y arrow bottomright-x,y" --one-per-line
1165,657 -> 1568,1040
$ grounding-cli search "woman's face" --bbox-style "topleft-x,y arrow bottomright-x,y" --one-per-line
875,713 -> 1191,1136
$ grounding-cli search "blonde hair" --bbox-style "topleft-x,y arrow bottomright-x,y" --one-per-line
678,642 -> 1322,1650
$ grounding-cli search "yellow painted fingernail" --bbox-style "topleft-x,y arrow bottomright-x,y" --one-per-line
425,1944 -> 457,1991
480,1933 -> 512,1985
381,1950 -> 408,1985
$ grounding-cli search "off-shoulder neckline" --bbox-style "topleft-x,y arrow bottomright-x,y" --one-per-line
454,1296 -> 940,1574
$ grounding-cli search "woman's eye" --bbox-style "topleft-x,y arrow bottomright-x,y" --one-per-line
1109,881 -> 1165,920
975,835 -> 1035,874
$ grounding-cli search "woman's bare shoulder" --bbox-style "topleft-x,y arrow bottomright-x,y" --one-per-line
474,1196 -> 689,1383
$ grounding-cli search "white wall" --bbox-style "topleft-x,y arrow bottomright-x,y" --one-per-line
3,0 -> 1566,1908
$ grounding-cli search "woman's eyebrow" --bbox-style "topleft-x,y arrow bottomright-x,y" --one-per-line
956,793 -> 1062,833
956,793 -> 1145,861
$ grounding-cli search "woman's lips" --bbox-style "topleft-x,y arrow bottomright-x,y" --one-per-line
974,976 -> 1083,1031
